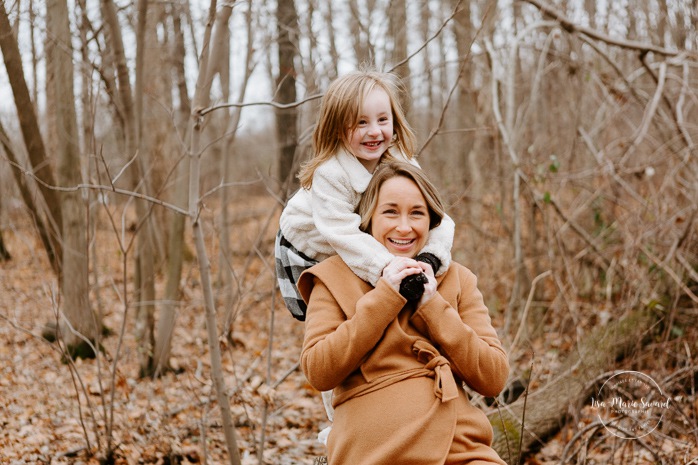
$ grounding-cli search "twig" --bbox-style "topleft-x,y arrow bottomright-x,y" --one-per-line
3,157 -> 189,216
641,246 -> 698,304
418,0 -> 491,155
204,0 -> 468,119
640,53 -> 696,154
390,0 -> 464,76
516,357 -> 534,465
619,61 -> 666,164
257,274 -> 278,464
272,362 -> 300,390
494,402 -> 513,465
200,92 -> 324,116
509,271 -> 552,355
559,420 -> 606,463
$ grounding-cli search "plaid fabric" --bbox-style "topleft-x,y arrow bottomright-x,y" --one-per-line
275,230 -> 318,321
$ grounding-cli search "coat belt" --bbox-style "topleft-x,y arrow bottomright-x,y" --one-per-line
412,340 -> 459,402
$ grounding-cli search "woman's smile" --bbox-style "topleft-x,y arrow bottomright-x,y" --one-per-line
370,176 -> 430,257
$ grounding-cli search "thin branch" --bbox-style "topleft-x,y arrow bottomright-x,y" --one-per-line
619,61 -> 667,164
5,158 -> 189,215
389,0 -> 463,75
642,246 -> 698,304
509,271 -> 552,355
204,0 -> 468,119
200,92 -> 323,116
522,0 -> 692,58
419,1 -> 492,155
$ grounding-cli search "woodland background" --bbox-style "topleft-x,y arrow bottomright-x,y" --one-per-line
1,0 -> 697,463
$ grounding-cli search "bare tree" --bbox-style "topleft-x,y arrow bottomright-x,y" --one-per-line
45,0 -> 99,354
153,2 -> 193,376
188,1 -> 243,463
0,1 -> 63,274
387,0 -> 409,103
275,0 -> 300,192
100,0 -> 158,376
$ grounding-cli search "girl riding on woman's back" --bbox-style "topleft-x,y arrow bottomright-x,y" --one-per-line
275,68 -> 455,321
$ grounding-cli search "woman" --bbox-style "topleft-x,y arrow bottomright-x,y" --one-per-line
298,161 -> 509,464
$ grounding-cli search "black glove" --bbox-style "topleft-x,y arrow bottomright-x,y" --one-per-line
415,252 -> 441,275
399,272 -> 428,301
398,253 -> 442,301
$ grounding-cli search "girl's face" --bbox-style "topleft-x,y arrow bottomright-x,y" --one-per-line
370,176 -> 430,258
346,87 -> 393,173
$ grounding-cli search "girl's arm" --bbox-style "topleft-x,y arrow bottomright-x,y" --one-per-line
310,166 -> 393,286
418,213 -> 454,275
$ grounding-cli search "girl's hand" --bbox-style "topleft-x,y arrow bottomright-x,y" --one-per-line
381,257 -> 423,294
417,261 -> 437,307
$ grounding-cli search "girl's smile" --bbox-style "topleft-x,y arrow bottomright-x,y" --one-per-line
347,87 -> 393,172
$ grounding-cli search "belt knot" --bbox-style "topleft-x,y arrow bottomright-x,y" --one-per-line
412,340 -> 459,402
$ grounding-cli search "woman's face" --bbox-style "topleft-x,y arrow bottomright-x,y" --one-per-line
370,176 -> 430,258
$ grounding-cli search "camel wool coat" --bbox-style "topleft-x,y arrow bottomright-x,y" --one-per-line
298,256 -> 509,465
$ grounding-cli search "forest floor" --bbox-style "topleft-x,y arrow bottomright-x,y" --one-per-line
1,195 -> 697,464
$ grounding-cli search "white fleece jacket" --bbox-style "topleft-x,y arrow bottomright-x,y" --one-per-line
279,149 -> 454,286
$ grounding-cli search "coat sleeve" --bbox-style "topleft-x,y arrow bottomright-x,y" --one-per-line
300,277 -> 406,392
410,267 -> 509,397
311,167 -> 393,286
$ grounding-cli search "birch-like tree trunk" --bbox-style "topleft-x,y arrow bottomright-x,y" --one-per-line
219,1 -> 255,330
188,2 -> 242,463
46,0 -> 98,354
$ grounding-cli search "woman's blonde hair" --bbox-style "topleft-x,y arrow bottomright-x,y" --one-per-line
298,68 -> 417,189
356,161 -> 445,234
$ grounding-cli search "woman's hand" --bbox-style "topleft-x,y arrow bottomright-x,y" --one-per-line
381,257 -> 423,294
417,261 -> 437,307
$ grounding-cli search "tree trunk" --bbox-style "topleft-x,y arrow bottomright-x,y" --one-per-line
489,309 -> 656,462
153,3 -> 192,376
0,1 -> 62,274
387,0 -> 409,110
133,0 -> 157,378
452,0 -> 480,196
349,0 -> 371,66
220,1 -> 255,330
276,0 -> 299,190
46,0 -> 99,355
0,196 -> 9,261
101,0 -> 157,377
0,231 -> 9,262
0,120 -> 52,264
188,3 -> 242,463
323,1 -> 339,80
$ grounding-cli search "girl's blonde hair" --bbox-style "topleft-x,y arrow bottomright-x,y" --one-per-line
298,69 -> 417,189
356,161 -> 444,234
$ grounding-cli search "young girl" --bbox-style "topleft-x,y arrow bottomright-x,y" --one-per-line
275,69 -> 455,321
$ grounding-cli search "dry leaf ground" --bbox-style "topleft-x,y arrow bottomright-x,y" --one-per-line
1,198 -> 327,465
